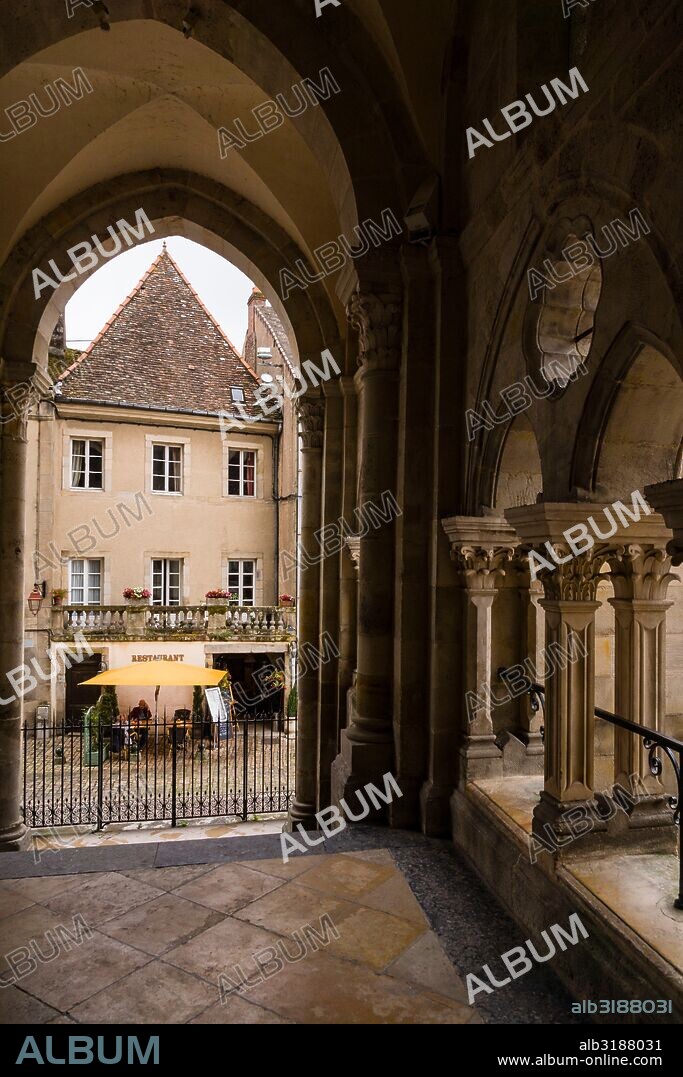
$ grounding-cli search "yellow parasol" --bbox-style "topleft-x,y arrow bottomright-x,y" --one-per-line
81,661 -> 225,718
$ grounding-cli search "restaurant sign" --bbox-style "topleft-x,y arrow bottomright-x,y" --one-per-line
131,654 -> 185,662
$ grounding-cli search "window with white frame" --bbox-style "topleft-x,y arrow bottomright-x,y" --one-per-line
70,439 -> 103,489
69,559 -> 102,605
227,449 -> 256,497
227,560 -> 255,606
152,444 -> 183,494
152,559 -> 183,606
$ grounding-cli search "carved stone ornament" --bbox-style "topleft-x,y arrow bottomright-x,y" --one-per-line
606,544 -> 677,601
451,544 -> 517,589
296,399 -> 325,450
534,545 -> 608,601
347,290 -> 402,372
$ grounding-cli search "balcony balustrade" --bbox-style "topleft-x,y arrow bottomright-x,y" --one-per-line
52,603 -> 296,642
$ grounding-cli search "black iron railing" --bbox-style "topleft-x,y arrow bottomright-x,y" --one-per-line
23,713 -> 296,831
499,669 -> 682,909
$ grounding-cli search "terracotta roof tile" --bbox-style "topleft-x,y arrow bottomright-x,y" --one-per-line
58,249 -> 260,415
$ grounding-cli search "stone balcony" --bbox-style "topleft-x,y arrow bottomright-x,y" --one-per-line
51,604 -> 296,643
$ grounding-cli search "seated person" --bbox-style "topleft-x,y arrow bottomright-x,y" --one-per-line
129,698 -> 151,748
110,715 -> 128,753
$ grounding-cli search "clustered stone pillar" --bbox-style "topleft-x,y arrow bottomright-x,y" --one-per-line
607,545 -> 676,831
287,396 -> 324,830
316,380 -> 343,812
392,245 -> 438,826
0,361 -> 34,850
336,376 -> 358,744
332,289 -> 401,811
533,550 -> 603,847
442,519 -> 517,785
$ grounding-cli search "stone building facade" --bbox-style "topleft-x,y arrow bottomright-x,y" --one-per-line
22,248 -> 298,722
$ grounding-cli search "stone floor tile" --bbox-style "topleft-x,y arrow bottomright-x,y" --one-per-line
238,856 -> 322,880
163,915 -> 282,985
0,874 -> 83,905
173,863 -> 284,914
385,930 -> 470,1004
355,871 -> 428,926
120,865 -> 214,891
233,880 -> 357,937
190,996 -> 294,1024
70,960 -> 216,1024
98,892 -> 225,956
342,849 -> 396,866
245,949 -> 476,1024
326,906 -> 426,970
0,887 -> 36,920
42,872 -> 164,926
0,985 -> 61,1024
0,905 -> 70,982
15,930 -> 151,1011
296,854 -> 397,899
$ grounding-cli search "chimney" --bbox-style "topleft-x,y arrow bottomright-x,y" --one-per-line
247,286 -> 266,335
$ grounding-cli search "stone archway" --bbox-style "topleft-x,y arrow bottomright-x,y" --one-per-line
0,172 -> 346,849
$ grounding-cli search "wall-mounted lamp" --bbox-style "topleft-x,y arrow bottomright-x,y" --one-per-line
27,581 -> 46,615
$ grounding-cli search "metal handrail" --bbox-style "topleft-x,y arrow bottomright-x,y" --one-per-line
503,671 -> 682,909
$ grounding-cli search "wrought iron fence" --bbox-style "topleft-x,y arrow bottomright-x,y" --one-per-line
23,713 -> 296,829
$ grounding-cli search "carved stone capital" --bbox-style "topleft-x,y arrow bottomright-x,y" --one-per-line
606,544 -> 678,601
534,546 -> 608,601
345,536 -> 360,575
0,359 -> 46,443
451,544 -> 516,590
297,398 -> 325,450
347,290 -> 402,372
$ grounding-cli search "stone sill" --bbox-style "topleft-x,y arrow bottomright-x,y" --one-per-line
454,781 -> 683,1018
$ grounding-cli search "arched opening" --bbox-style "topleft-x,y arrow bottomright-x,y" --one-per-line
493,413 -> 543,511
596,346 -> 683,496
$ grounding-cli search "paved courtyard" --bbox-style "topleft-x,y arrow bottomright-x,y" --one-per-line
0,828 -> 580,1025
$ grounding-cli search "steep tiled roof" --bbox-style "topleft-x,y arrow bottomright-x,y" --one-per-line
57,249 -> 260,415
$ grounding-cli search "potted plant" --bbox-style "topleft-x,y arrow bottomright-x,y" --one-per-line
123,587 -> 151,603
52,587 -> 67,607
284,684 -> 297,735
82,700 -> 111,767
279,593 -> 294,608
205,589 -> 238,606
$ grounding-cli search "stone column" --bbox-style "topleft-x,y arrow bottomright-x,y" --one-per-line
607,545 -> 677,829
287,397 -> 324,829
392,244 -> 438,827
332,289 -> 401,811
316,380 -> 343,812
336,376 -> 358,743
515,562 -> 545,757
532,550 -> 603,845
420,237 -> 463,835
442,518 -> 517,784
0,360 -> 34,850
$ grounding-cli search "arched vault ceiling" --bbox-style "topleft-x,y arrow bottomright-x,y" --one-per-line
0,21 -> 339,263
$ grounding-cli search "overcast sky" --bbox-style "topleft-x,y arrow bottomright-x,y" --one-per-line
65,237 -> 255,354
